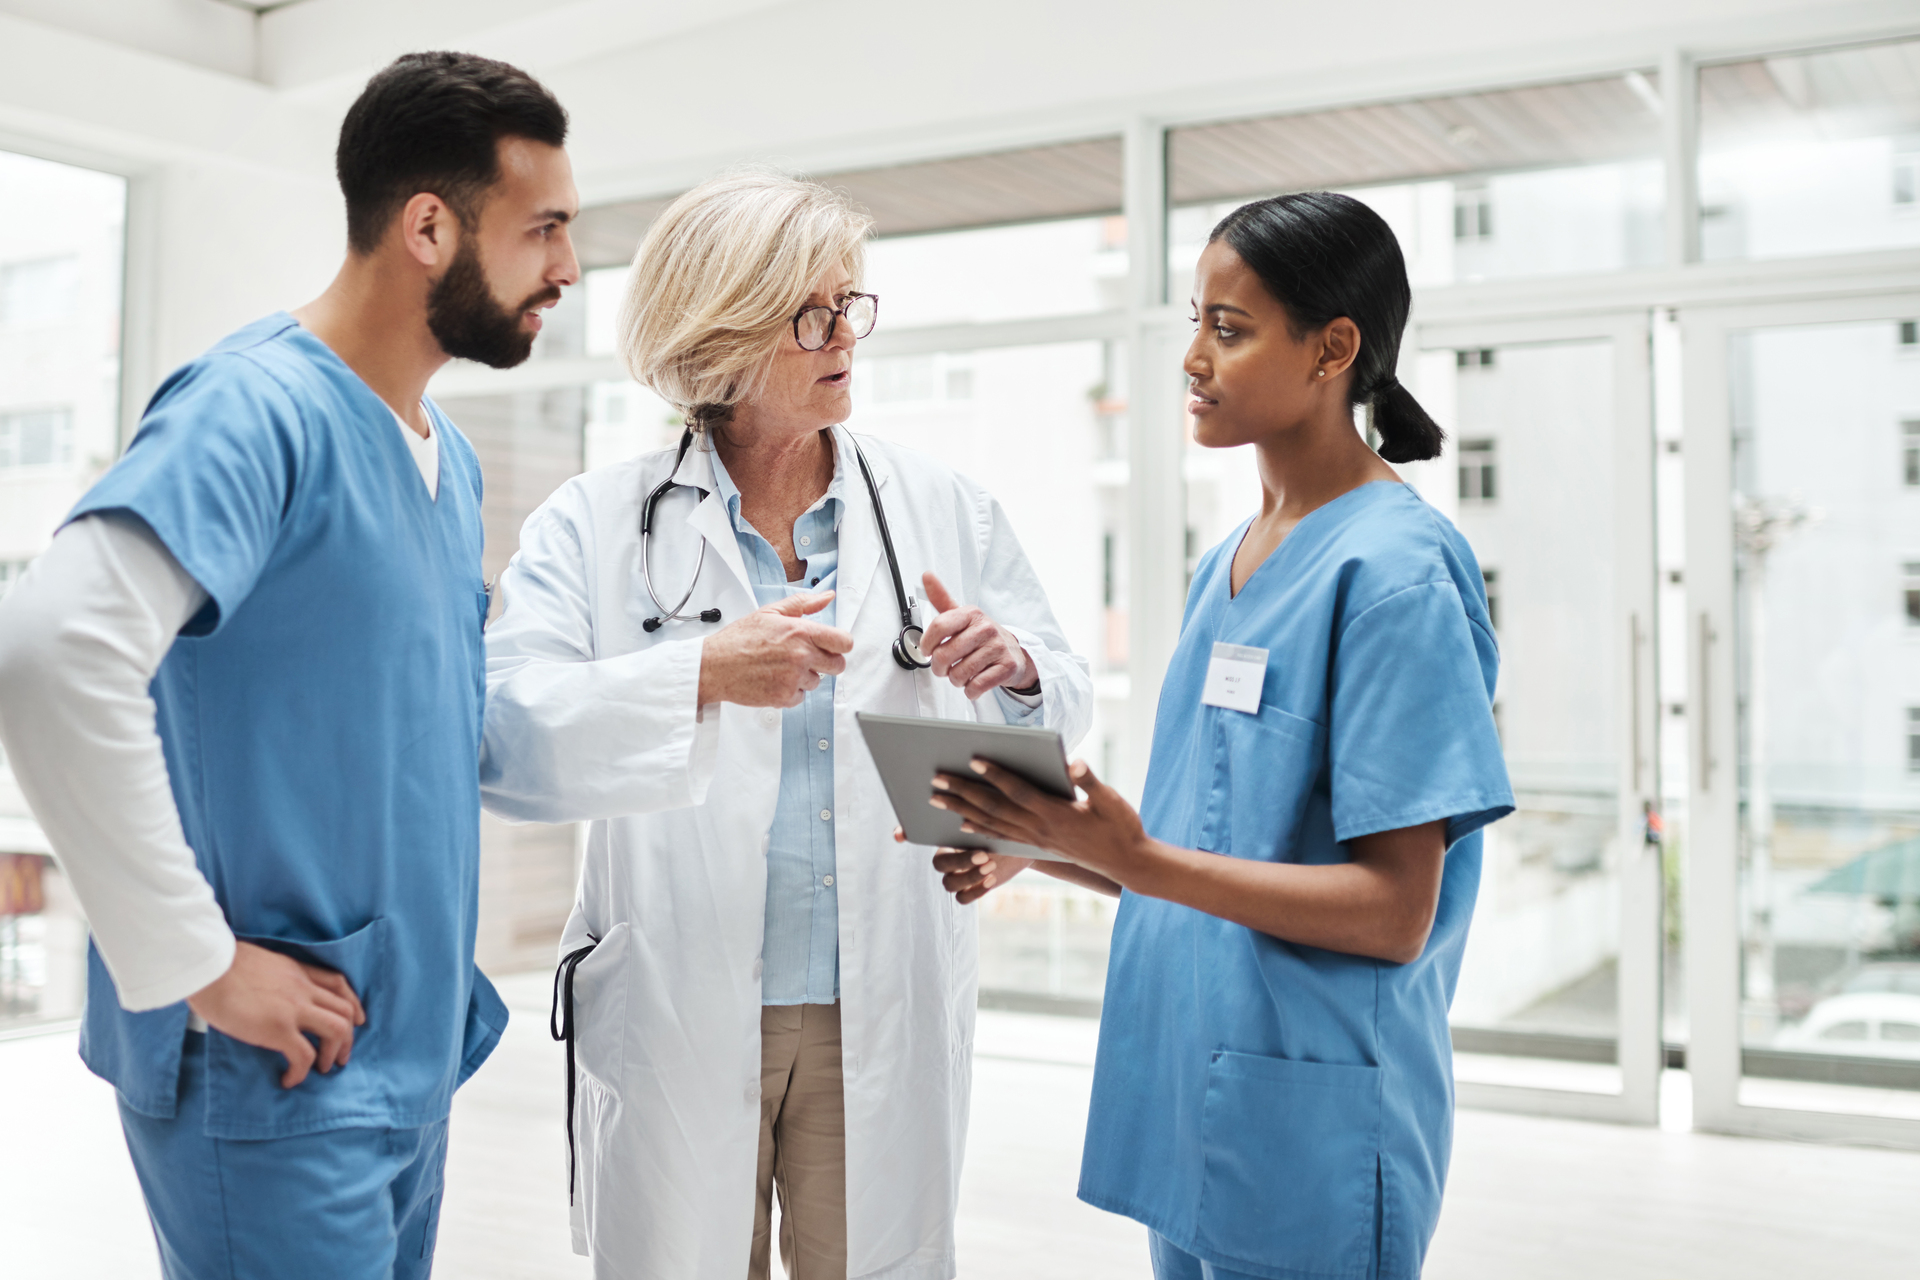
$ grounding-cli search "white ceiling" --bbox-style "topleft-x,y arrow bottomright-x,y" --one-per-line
0,0 -> 806,91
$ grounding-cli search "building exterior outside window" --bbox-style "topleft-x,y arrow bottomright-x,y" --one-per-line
1455,184 -> 1494,240
1458,438 -> 1498,502
0,409 -> 73,470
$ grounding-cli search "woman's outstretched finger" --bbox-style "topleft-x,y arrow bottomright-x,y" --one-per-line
930,784 -> 1029,841
931,796 -> 1012,840
933,771 -> 1009,812
967,757 -> 1051,810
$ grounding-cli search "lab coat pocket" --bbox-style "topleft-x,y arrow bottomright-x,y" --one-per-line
567,922 -> 632,1092
564,924 -> 631,1256
1196,1050 -> 1381,1277
1214,706 -> 1326,863
204,917 -> 388,1139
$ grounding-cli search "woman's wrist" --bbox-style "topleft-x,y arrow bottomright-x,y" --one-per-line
1094,833 -> 1181,899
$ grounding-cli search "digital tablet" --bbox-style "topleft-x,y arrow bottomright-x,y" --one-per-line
855,712 -> 1076,862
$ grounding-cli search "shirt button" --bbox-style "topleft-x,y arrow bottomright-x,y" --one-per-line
817,738 -> 830,751
799,535 -> 812,547
823,875 -> 834,887
762,710 -> 778,727
752,959 -> 763,979
820,809 -> 832,822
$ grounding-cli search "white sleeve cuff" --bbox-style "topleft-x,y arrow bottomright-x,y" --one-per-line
112,928 -> 236,1013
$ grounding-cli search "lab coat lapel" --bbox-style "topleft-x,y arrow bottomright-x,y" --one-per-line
832,425 -> 892,646
675,441 -> 756,606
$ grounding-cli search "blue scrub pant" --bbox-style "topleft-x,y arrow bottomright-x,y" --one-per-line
118,1032 -> 448,1280
1150,1232 -> 1382,1280
1149,1233 -> 1264,1280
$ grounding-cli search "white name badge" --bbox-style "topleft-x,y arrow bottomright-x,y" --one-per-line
1201,642 -> 1267,714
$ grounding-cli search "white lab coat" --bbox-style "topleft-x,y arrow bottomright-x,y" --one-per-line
479,425 -> 1093,1280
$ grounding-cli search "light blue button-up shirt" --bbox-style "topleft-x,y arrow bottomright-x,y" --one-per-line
710,434 -> 1048,1006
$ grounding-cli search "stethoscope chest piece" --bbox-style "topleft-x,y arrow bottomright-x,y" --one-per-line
641,428 -> 938,672
893,621 -> 930,671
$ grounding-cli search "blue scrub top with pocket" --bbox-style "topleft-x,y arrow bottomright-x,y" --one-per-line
1079,481 -> 1514,1280
68,313 -> 507,1139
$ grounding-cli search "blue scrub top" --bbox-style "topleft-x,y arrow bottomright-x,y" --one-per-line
1079,481 -> 1513,1280
70,313 -> 507,1140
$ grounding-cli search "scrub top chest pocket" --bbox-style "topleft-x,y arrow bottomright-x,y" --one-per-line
1193,640 -> 1327,865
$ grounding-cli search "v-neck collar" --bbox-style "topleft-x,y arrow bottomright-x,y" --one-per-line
1225,480 -> 1407,605
278,313 -> 446,508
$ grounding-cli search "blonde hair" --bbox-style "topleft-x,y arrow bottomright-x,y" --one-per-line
617,169 -> 873,429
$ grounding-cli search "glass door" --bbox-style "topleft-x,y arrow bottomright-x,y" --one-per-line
1409,310 -> 1664,1123
1683,297 -> 1920,1145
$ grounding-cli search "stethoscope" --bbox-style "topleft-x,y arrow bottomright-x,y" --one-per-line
639,428 -> 932,671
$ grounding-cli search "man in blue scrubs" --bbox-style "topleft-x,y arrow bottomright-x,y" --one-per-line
0,53 -> 580,1278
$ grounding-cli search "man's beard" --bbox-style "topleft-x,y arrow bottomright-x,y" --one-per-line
426,239 -> 558,369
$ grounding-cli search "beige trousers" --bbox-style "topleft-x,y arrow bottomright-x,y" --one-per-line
750,1001 -> 848,1280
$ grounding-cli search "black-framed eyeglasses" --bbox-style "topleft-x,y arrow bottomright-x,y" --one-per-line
793,292 -> 879,351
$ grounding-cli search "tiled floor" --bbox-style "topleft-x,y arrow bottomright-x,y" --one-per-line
4,974 -> 1918,1279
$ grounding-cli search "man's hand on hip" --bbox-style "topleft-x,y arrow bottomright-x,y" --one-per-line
186,940 -> 366,1089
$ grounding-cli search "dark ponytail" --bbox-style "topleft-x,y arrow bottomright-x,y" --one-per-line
1210,192 -> 1445,463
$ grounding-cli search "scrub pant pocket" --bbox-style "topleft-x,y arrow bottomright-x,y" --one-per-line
1195,1051 -> 1382,1280
118,1031 -> 450,1280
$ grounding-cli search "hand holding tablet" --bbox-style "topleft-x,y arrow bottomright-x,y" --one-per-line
854,713 -> 1077,862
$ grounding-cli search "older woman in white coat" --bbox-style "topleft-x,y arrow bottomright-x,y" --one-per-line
479,170 -> 1092,1280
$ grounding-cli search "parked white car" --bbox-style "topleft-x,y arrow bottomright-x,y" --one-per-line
1776,992 -> 1920,1059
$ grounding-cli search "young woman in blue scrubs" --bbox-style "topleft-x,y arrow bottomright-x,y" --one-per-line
929,192 -> 1514,1280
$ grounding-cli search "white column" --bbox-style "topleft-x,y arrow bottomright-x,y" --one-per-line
1660,47 -> 1700,270
1123,118 -> 1184,799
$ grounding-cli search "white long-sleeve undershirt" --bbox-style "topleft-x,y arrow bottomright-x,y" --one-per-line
0,512 -> 228,1012
0,409 -> 439,1014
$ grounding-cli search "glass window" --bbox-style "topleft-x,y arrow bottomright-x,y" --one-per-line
1407,336 -> 1627,1066
0,150 -> 125,1033
1483,567 -> 1501,631
1884,1019 -> 1920,1041
1699,37 -> 1920,262
1903,420 -> 1920,485
864,216 -> 1128,327
1726,317 -> 1920,1081
0,256 -> 79,327
849,337 -> 1124,1006
1168,72 -> 1665,295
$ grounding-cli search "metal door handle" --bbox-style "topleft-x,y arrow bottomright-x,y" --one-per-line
1698,611 -> 1716,791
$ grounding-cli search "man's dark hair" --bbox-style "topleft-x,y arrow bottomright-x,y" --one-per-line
337,52 -> 568,255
